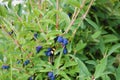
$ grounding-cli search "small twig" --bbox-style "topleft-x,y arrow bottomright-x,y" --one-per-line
81,0 -> 94,20
1,26 -> 26,53
63,9 -> 79,34
63,0 -> 87,34
72,7 -> 77,20
56,0 -> 59,29
72,0 -> 94,37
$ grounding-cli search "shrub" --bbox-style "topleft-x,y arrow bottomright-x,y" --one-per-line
0,0 -> 120,80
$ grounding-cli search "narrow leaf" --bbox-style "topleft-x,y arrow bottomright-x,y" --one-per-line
94,57 -> 107,79
108,43 -> 120,56
85,18 -> 99,30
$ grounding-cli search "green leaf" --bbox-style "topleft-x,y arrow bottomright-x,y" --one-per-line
59,11 -> 70,28
17,4 -> 22,17
46,30 -> 62,38
92,31 -> 101,39
44,9 -> 56,18
85,18 -> 99,30
0,5 -> 7,17
108,43 -> 120,56
59,71 -> 71,80
116,65 -> 120,80
85,60 -> 97,65
40,19 -> 55,25
101,75 -> 111,80
75,40 -> 87,52
61,61 -> 77,69
69,54 -> 91,79
54,49 -> 63,69
103,34 -> 119,43
40,69 -> 52,72
94,57 -> 107,79
67,0 -> 80,8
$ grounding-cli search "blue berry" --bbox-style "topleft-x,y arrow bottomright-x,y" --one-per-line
36,46 -> 42,53
62,38 -> 68,46
17,60 -> 21,64
34,33 -> 38,39
45,51 -> 52,56
47,48 -> 52,52
45,48 -> 53,56
57,36 -> 63,43
8,30 -> 13,35
23,60 -> 30,66
63,47 -> 68,54
68,13 -> 72,18
2,65 -> 10,69
48,72 -> 55,80
56,36 -> 68,46
48,72 -> 54,78
50,76 -> 55,80
28,76 -> 33,80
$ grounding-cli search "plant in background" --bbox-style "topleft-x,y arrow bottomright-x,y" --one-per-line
0,0 -> 120,80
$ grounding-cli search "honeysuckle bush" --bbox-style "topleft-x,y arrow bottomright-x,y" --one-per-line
0,0 -> 120,80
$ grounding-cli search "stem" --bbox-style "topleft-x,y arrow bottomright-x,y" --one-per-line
10,54 -> 12,80
56,0 -> 59,29
1,26 -> 26,53
63,9 -> 80,34
63,0 -> 87,34
81,0 -> 94,20
72,0 -> 94,37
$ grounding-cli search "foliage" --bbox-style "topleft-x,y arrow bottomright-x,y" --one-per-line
0,0 -> 120,80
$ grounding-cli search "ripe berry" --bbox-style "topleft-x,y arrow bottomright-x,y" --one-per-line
62,38 -> 68,46
28,76 -> 33,80
57,36 -> 63,43
50,76 -> 55,80
17,60 -> 21,64
45,48 -> 53,56
36,46 -> 42,53
23,60 -> 30,66
63,47 -> 68,54
48,72 -> 55,80
48,72 -> 54,78
2,65 -> 10,69
68,12 -> 72,18
47,48 -> 52,52
34,33 -> 38,39
45,51 -> 52,56
8,30 -> 14,35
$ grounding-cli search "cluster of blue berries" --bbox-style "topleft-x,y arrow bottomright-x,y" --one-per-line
48,72 -> 55,80
31,36 -> 68,79
35,36 -> 68,55
57,36 -> 68,46
2,65 -> 10,70
56,36 -> 68,54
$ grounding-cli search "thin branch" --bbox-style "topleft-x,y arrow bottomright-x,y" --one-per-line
72,7 -> 77,20
63,0 -> 87,34
63,9 -> 79,34
1,26 -> 26,53
81,0 -> 94,20
56,0 -> 59,29
72,0 -> 94,37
